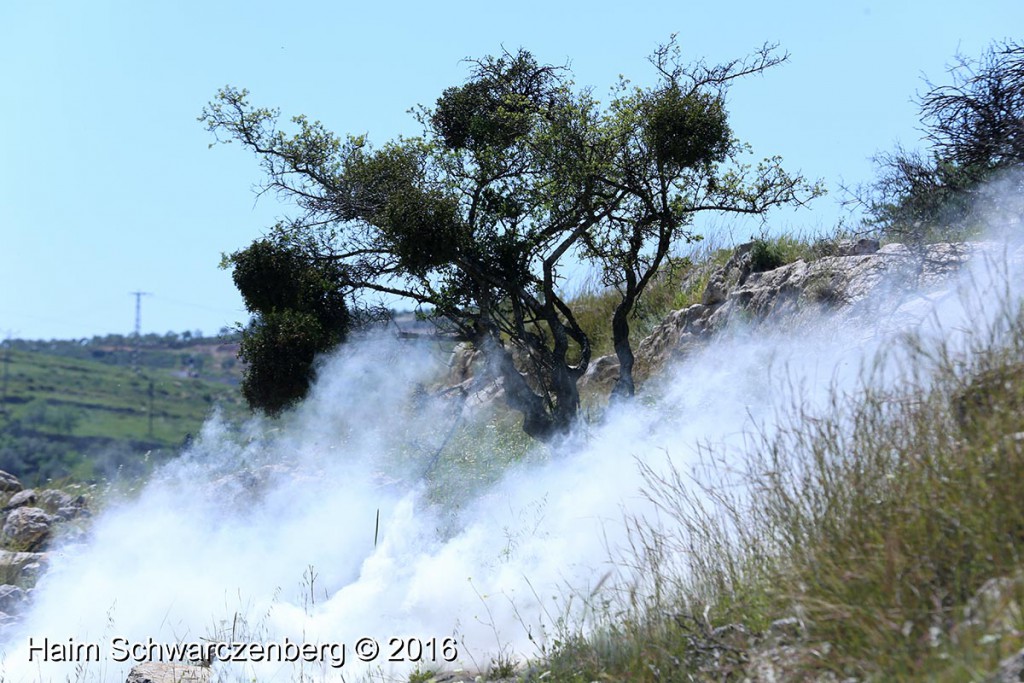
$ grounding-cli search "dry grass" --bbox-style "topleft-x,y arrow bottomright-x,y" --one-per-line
530,246 -> 1024,681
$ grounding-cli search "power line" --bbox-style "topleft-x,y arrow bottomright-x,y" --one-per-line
129,291 -> 152,372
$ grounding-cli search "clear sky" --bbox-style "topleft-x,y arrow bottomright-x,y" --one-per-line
2,0 -> 1021,341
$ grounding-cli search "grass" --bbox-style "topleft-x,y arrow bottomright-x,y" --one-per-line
23,226 -> 1023,682
566,230 -> 855,362
566,240 -> 735,360
526,245 -> 1024,681
0,349 -> 240,440
0,346 -> 247,483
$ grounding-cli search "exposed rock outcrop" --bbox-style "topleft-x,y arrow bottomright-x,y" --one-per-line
582,241 -> 992,394
125,662 -> 210,683
0,471 -> 88,603
447,342 -> 482,389
631,302 -> 717,386
447,239 -> 1013,408
0,472 -> 22,493
0,585 -> 27,614
0,550 -> 49,583
702,241 -> 756,306
4,489 -> 37,511
39,488 -> 87,516
990,648 -> 1024,683
2,507 -> 54,551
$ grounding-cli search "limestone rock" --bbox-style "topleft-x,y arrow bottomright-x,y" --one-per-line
55,505 -> 89,522
702,241 -> 754,305
125,662 -> 210,683
447,342 -> 481,387
835,237 -> 880,256
633,303 -> 715,380
2,507 -> 54,551
0,471 -> 22,493
0,585 -> 26,613
629,241 -> 997,384
0,549 -> 49,583
578,354 -> 620,395
5,489 -> 37,511
439,239 -> 1015,411
989,647 -> 1024,683
38,489 -> 86,515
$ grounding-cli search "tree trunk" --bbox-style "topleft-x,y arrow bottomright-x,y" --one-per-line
482,339 -> 579,442
610,296 -> 636,399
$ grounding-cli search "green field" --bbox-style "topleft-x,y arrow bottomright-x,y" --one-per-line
0,340 -> 247,484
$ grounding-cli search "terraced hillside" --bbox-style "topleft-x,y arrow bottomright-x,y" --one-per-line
0,339 -> 247,484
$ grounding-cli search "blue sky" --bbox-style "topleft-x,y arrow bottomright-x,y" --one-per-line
2,0 -> 1021,341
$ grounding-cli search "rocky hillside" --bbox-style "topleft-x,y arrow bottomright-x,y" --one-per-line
437,237 -> 1024,682
449,238 -> 1002,404
14,238 -> 1024,683
590,238 -> 992,393
0,471 -> 89,633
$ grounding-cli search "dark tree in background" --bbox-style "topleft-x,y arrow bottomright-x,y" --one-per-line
203,39 -> 818,437
867,40 -> 1024,240
228,239 -> 349,414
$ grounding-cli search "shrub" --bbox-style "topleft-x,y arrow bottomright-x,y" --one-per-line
748,238 -> 787,272
867,40 -> 1024,242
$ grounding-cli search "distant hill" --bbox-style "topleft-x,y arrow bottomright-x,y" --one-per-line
0,333 -> 248,484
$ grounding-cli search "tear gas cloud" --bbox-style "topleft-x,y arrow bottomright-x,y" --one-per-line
3,191 -> 1023,682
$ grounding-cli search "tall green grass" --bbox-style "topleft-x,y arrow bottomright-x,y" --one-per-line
529,252 -> 1024,681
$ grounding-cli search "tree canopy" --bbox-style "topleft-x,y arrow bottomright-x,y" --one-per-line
228,239 -> 349,414
866,40 -> 1024,240
203,39 -> 820,438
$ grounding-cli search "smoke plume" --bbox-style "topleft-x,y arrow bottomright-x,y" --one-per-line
4,197 -> 1024,681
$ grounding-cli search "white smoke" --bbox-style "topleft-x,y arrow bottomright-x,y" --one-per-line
4,206 -> 1024,681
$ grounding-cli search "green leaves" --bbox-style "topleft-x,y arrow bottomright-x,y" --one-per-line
206,38 -> 822,431
340,141 -> 425,219
228,240 -> 349,414
643,87 -> 731,169
237,308 -> 333,416
430,50 -> 551,154
230,239 -> 348,328
380,187 -> 467,276
433,81 -> 532,152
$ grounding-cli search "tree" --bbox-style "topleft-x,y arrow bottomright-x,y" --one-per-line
583,41 -> 822,398
866,40 -> 1024,239
202,40 -> 818,437
227,239 -> 350,414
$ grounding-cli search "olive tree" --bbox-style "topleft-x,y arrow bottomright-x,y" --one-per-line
202,40 -> 819,437
585,40 -> 822,398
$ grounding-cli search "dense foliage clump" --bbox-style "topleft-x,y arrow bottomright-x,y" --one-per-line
228,240 -> 349,414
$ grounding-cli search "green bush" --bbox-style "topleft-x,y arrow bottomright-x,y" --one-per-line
228,239 -> 350,414
748,237 -> 791,273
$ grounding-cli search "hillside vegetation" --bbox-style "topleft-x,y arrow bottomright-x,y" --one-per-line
513,244 -> 1024,682
0,335 -> 246,484
6,233 -> 1024,683
4,38 -> 1022,683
